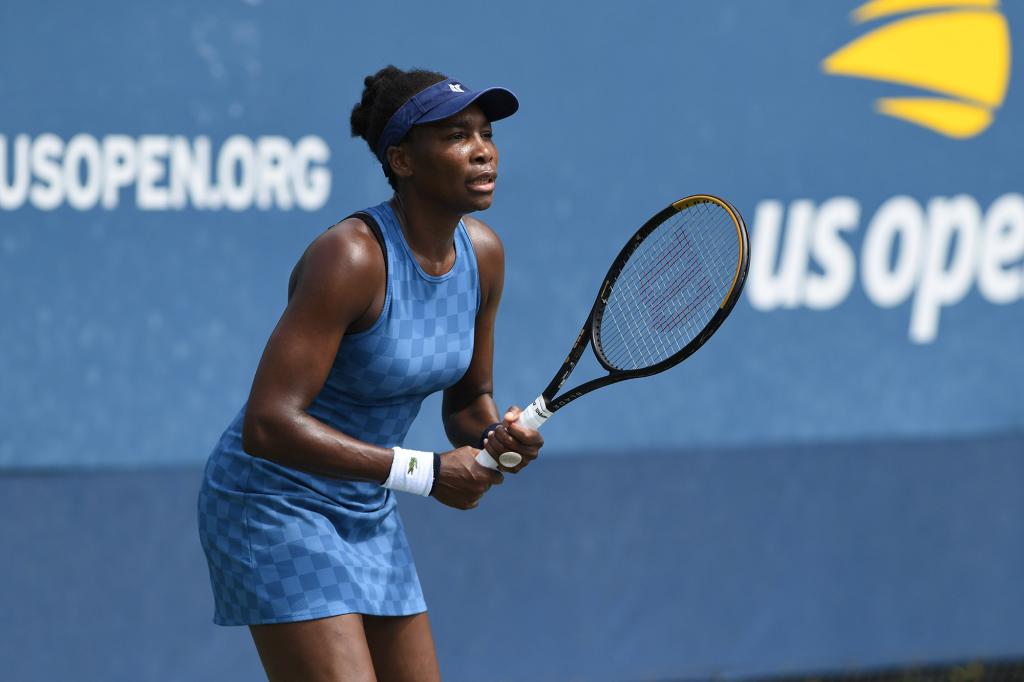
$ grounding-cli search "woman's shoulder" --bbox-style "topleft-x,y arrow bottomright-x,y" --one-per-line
288,215 -> 387,302
461,215 -> 504,306
461,215 -> 504,266
312,215 -> 386,269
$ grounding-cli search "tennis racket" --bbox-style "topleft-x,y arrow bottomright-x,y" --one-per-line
477,194 -> 749,469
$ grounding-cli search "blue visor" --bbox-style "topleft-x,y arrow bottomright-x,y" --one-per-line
375,78 -> 519,164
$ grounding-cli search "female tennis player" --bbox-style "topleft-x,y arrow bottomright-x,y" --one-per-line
197,65 -> 543,681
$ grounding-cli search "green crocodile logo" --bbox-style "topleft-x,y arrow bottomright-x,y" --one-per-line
407,457 -> 418,475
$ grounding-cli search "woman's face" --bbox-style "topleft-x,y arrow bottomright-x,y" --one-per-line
402,104 -> 499,214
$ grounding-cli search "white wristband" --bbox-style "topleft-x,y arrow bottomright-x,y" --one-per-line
383,447 -> 435,497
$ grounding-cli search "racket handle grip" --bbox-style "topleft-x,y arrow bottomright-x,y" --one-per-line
475,396 -> 551,470
517,396 -> 552,430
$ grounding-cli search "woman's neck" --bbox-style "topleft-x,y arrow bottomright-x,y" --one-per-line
391,192 -> 461,274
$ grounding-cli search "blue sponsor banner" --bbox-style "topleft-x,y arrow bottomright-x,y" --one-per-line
0,0 -> 1021,467
2,3 -> 1022,681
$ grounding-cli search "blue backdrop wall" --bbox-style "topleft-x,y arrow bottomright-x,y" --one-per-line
1,1 -> 1021,680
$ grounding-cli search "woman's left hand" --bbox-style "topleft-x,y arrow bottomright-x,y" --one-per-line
482,406 -> 544,473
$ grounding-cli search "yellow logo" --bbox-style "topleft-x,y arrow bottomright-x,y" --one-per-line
822,0 -> 1011,138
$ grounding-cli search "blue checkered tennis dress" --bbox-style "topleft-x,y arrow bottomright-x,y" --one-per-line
197,201 -> 479,625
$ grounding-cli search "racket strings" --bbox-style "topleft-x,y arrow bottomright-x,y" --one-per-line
597,200 -> 739,371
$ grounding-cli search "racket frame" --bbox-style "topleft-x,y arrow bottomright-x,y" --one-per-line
539,194 -> 749,413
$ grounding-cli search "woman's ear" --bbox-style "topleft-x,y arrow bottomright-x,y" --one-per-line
386,145 -> 414,180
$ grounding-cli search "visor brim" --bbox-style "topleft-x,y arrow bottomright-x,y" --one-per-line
418,87 -> 519,125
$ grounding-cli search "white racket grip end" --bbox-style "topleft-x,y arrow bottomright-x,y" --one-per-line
473,396 -> 551,470
475,450 -> 500,469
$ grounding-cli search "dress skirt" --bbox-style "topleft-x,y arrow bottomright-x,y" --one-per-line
197,420 -> 427,626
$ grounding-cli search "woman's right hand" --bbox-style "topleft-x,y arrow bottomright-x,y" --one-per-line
430,446 -> 504,510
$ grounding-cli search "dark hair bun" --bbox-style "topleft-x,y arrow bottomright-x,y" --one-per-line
349,65 -> 405,143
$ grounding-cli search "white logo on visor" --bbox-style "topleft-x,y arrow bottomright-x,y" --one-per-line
448,83 -> 464,93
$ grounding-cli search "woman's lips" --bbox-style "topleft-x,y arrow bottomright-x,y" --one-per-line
468,172 -> 497,193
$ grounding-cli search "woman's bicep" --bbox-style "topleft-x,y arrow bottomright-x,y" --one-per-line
246,226 -> 384,422
247,299 -> 348,418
